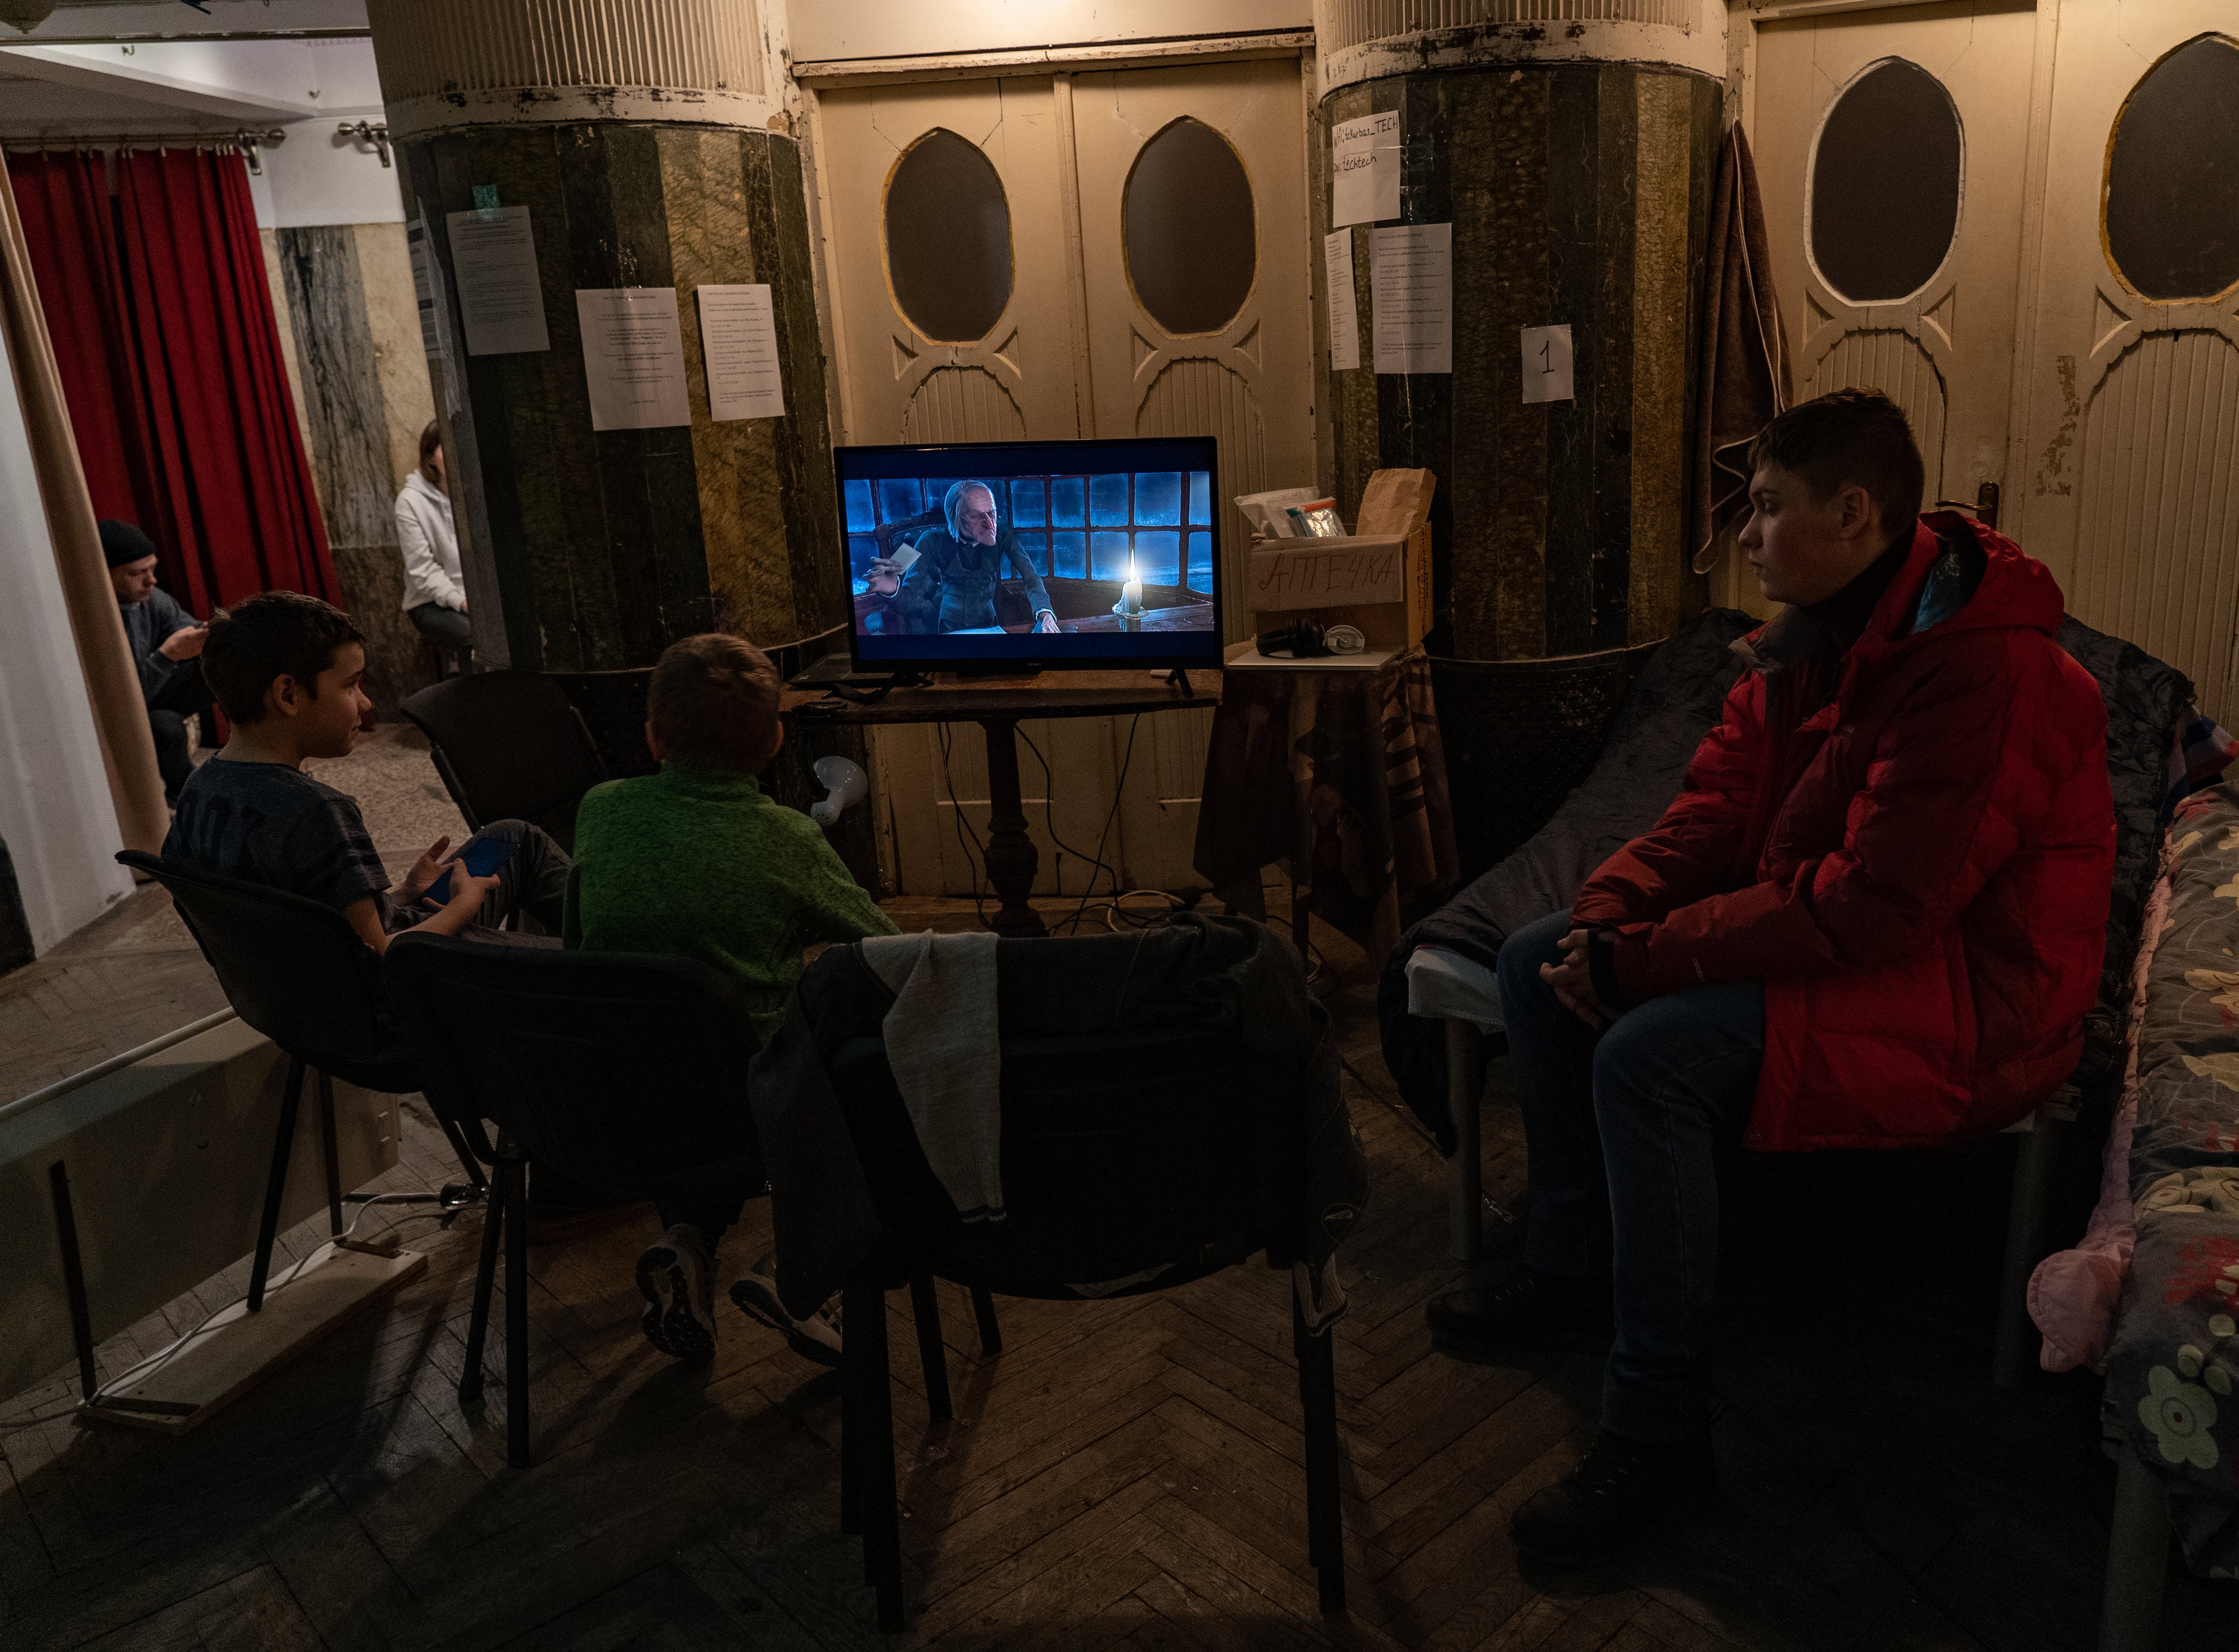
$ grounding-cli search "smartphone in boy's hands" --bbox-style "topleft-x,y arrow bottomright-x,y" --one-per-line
425,836 -> 518,906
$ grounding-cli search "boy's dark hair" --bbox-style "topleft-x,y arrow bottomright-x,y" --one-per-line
648,634 -> 783,772
1748,388 -> 1925,536
201,591 -> 364,724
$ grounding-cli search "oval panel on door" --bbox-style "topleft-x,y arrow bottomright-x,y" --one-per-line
1123,116 -> 1257,337
2104,34 -> 2239,302
884,128 -> 1014,343
1809,58 -> 1963,304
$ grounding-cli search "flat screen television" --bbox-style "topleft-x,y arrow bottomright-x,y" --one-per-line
832,436 -> 1222,674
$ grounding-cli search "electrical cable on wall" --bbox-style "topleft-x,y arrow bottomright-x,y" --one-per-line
1016,725 -> 1124,901
1050,715 -> 1142,938
936,722 -> 993,929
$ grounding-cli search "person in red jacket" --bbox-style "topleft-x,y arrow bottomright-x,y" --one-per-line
1427,389 -> 2114,1558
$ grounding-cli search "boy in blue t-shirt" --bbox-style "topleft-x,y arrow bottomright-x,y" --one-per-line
165,591 -> 568,949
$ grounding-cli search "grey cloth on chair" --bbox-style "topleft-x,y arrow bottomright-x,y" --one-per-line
860,930 -> 1005,1223
749,913 -> 1366,1320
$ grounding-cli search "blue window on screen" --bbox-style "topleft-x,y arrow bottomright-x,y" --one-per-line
1188,470 -> 1212,527
1088,474 -> 1131,527
1134,472 -> 1183,527
1133,531 -> 1181,585
844,479 -> 875,533
1188,532 -> 1213,593
1009,478 -> 1047,527
1053,532 -> 1089,578
1051,477 -> 1086,529
876,477 -> 924,522
1090,531 -> 1131,579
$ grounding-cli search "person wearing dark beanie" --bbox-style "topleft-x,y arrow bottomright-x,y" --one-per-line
103,519 -> 216,806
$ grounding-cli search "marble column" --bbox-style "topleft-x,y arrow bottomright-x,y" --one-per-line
1313,3 -> 1727,874
276,223 -> 427,718
1315,3 -> 1728,661
364,0 -> 845,676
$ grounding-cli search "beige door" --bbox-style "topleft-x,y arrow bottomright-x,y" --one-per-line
819,77 -> 1081,443
1071,60 -> 1317,645
814,61 -> 1314,897
2014,5 -> 2239,719
1072,60 -> 1314,891
1752,5 -> 2040,521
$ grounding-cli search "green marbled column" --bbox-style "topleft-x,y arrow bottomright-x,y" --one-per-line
1323,66 -> 1721,662
396,123 -> 844,673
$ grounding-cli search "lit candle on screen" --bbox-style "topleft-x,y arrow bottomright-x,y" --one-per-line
1123,554 -> 1142,615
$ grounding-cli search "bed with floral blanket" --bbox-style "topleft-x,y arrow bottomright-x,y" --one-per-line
2101,780 -> 2239,1579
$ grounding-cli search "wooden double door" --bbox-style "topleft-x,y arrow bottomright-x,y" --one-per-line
1752,1 -> 2239,719
815,60 -> 1316,896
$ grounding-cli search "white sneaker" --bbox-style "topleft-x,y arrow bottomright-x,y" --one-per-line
730,1267 -> 843,1367
636,1224 -> 717,1360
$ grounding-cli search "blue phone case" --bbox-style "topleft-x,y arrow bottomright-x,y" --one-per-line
426,836 -> 517,905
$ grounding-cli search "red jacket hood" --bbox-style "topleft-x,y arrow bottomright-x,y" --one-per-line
1854,513 -> 2065,664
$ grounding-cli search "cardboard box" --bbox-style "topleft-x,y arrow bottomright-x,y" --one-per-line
1247,522 -> 1431,649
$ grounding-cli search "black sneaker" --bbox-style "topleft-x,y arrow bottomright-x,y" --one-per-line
1509,1430 -> 1716,1561
729,1268 -> 844,1368
636,1224 -> 718,1360
1426,1268 -> 1615,1359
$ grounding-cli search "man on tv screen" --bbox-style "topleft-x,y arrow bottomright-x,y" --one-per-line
872,480 -> 1061,635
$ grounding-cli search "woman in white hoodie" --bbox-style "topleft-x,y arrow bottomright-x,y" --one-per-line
395,420 -> 471,652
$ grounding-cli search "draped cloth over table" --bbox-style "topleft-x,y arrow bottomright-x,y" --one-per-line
1195,650 -> 1461,960
5,148 -> 337,617
1690,123 -> 1792,576
0,157 -> 166,853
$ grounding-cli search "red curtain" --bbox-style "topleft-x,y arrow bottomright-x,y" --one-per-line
5,147 -> 337,615
6,153 -> 164,536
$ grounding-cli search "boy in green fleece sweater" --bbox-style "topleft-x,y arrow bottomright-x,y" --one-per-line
563,632 -> 897,1362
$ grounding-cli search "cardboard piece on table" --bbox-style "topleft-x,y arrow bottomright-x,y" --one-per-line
1245,522 -> 1432,650
79,1244 -> 426,1436
1248,537 -> 1409,609
1355,468 -> 1436,539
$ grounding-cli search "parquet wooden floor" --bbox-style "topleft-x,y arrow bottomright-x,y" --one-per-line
4,739 -> 2232,1647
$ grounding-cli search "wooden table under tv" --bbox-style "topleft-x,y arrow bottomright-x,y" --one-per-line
780,666 -> 1222,937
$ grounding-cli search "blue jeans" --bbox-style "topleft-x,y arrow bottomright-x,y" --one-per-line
1497,909 -> 1764,1442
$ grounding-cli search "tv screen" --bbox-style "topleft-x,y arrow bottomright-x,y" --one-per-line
834,436 -> 1222,672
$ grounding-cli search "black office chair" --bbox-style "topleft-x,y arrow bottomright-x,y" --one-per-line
385,933 -> 939,1467
116,852 -> 485,1313
400,670 -> 608,853
825,1014 -> 1347,1630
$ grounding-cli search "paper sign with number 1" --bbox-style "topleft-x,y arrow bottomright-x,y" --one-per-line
1520,325 -> 1574,405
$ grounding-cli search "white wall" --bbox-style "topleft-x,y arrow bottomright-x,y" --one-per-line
0,36 -> 401,229
790,0 -> 1310,62
0,354 -> 133,952
252,116 -> 406,229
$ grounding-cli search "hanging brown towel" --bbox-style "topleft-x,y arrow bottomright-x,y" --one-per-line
1690,123 -> 1793,576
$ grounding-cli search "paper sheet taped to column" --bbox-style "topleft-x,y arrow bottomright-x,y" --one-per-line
576,288 -> 691,431
1371,223 -> 1452,375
